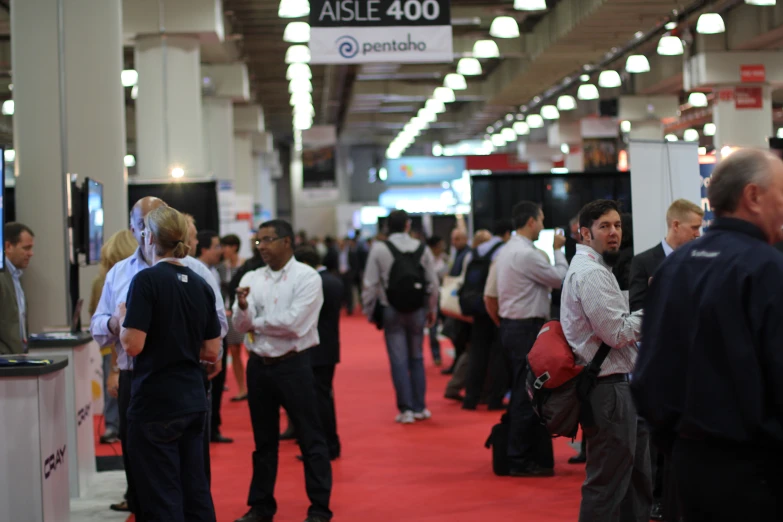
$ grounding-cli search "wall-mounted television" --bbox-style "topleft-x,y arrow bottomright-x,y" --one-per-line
83,178 -> 104,265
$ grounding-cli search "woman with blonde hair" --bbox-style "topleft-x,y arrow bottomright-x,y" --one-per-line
89,229 -> 137,450
119,206 -> 220,522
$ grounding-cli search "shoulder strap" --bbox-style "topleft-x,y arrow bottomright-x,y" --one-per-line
482,241 -> 503,260
586,342 -> 613,375
413,242 -> 426,259
384,240 -> 402,260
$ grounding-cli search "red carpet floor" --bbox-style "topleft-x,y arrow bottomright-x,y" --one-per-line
96,313 -> 586,521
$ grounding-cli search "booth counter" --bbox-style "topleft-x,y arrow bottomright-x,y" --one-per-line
29,331 -> 97,499
0,355 -> 70,522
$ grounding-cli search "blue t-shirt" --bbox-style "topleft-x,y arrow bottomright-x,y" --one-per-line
123,262 -> 221,421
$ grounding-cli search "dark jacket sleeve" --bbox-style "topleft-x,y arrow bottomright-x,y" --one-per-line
0,272 -> 22,355
629,253 -> 650,313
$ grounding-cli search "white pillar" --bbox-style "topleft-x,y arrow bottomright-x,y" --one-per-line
254,155 -> 277,222
713,85 -> 773,153
234,134 -> 254,195
135,35 -> 205,179
203,97 -> 235,180
12,0 -> 127,330
629,121 -> 665,141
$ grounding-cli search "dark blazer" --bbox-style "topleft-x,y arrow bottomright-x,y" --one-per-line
0,269 -> 24,354
310,269 -> 344,367
629,243 -> 666,312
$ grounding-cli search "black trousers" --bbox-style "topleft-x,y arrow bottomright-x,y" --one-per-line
673,438 -> 783,522
500,318 -> 553,470
127,412 -> 215,522
464,314 -> 507,408
119,370 -> 145,521
340,272 -> 354,314
313,364 -> 340,458
210,340 -> 229,435
246,351 -> 332,520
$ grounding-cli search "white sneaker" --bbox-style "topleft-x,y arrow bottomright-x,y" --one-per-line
395,410 -> 415,424
413,409 -> 432,420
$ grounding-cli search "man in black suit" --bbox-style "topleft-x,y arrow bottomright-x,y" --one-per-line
629,198 -> 704,521
295,245 -> 344,460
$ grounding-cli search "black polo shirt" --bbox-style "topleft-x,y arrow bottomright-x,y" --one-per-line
124,262 -> 221,421
632,217 -> 783,447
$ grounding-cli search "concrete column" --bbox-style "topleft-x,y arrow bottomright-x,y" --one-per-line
202,97 -> 235,180
135,35 -> 205,179
255,155 -> 277,222
629,121 -> 665,141
233,134 -> 254,195
12,0 -> 127,329
713,85 -> 773,154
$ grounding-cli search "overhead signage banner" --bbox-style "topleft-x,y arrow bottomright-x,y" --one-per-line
385,156 -> 465,185
309,0 -> 452,64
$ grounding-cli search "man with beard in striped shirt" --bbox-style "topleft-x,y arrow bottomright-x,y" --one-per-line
560,199 -> 651,522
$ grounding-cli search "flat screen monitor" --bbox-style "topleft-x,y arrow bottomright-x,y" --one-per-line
533,229 -> 566,266
83,178 -> 104,265
0,147 -> 4,271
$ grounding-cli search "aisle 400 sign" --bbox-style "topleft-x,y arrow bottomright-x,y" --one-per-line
309,0 -> 453,64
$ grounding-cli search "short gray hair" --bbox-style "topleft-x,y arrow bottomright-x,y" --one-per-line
708,149 -> 777,216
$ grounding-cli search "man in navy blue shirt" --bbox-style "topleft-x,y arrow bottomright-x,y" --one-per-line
632,149 -> 783,521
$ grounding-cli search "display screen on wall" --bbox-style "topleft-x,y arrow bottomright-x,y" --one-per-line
583,138 -> 619,172
471,172 -> 632,232
302,146 -> 337,189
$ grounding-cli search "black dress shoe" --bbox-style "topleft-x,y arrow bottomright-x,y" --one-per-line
235,507 -> 273,522
650,500 -> 664,521
279,425 -> 296,440
296,453 -> 340,461
509,463 -> 555,477
444,391 -> 464,402
461,401 -> 478,410
487,403 -> 506,411
210,433 -> 234,443
568,453 -> 587,464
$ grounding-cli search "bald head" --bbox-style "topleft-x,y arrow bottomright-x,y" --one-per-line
130,197 -> 168,251
708,148 -> 783,243
451,228 -> 468,251
473,229 -> 492,248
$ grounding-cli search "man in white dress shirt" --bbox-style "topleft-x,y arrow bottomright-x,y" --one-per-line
560,199 -> 650,522
233,219 -> 332,522
90,196 -> 227,519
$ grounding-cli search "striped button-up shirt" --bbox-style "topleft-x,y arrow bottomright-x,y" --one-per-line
560,245 -> 643,376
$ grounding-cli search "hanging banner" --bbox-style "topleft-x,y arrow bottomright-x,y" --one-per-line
309,0 -> 452,64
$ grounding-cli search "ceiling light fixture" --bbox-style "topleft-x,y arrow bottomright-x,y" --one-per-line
1,99 -> 13,115
580,74 -> 590,82
285,45 -> 311,64
665,134 -> 678,142
598,70 -> 622,88
283,22 -> 310,43
444,73 -> 467,90
289,78 -> 313,93
703,123 -> 716,136
560,143 -> 570,154
124,154 -> 136,168
625,55 -> 650,74
514,0 -> 547,10
131,85 -> 139,100
425,99 -> 446,113
696,13 -> 725,34
473,40 -> 500,59
540,105 -> 560,120
171,166 -> 185,179
433,86 -> 456,103
778,128 -> 783,138
489,16 -> 520,38
745,0 -> 776,4
121,69 -> 138,87
657,35 -> 684,56
501,128 -> 517,141
526,114 -> 544,128
290,92 -> 312,106
278,0 -> 310,18
577,84 -> 599,100
513,121 -> 530,135
457,58 -> 482,76
491,133 -> 507,147
683,129 -> 700,142
665,22 -> 677,30
620,120 -> 632,133
556,95 -> 577,111
286,63 -> 312,80
688,92 -> 708,107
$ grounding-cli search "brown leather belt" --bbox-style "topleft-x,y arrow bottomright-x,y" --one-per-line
250,350 -> 299,365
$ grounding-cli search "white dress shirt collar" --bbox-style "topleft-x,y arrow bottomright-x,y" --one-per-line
575,244 -> 610,270
661,239 -> 674,257
6,258 -> 22,279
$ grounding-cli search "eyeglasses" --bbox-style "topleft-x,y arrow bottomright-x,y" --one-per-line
255,236 -> 283,246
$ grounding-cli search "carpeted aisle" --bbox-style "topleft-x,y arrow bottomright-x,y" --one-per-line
94,312 -> 585,521
209,313 -> 584,522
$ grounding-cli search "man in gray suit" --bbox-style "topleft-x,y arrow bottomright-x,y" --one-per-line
1,222 -> 35,354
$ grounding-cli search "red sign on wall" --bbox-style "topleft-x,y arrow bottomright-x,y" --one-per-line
740,64 -> 766,83
734,86 -> 763,110
718,89 -> 734,102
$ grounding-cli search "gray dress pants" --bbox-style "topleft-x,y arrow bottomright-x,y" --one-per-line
579,381 -> 653,522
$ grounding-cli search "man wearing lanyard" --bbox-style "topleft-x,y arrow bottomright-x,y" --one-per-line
233,219 -> 332,522
90,197 -> 227,518
0,222 -> 34,354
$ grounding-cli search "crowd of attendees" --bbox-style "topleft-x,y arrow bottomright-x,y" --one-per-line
6,148 -> 767,521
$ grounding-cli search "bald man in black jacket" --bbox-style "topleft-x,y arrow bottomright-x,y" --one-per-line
296,245 -> 344,460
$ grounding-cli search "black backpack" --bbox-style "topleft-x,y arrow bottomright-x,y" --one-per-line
458,242 -> 503,316
485,413 -> 510,476
384,240 -> 427,313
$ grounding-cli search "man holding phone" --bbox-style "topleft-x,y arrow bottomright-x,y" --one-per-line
496,201 -> 569,476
